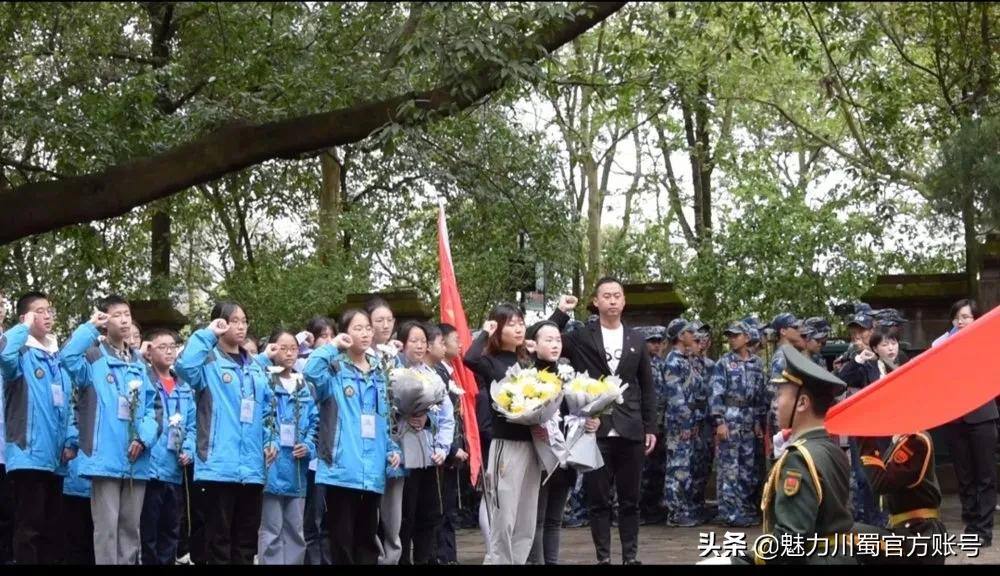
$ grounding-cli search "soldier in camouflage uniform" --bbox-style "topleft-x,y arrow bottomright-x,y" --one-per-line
709,321 -> 767,527
639,326 -> 669,525
689,322 -> 715,522
662,319 -> 704,526
732,345 -> 856,565
800,317 -> 831,368
766,313 -> 804,439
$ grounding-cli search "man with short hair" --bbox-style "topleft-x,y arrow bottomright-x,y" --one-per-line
550,278 -> 657,565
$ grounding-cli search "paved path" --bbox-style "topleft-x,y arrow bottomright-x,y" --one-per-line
456,494 -> 999,564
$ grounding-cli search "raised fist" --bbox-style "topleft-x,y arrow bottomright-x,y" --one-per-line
265,343 -> 280,359
332,333 -> 353,351
525,339 -> 537,354
390,339 -> 404,352
558,294 -> 579,313
483,320 -> 498,336
209,318 -> 230,336
140,341 -> 152,358
90,310 -> 109,329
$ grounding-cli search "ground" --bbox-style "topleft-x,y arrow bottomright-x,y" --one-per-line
455,494 -> 1000,564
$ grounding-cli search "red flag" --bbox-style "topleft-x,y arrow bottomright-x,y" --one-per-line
437,201 -> 482,485
825,304 -> 1000,436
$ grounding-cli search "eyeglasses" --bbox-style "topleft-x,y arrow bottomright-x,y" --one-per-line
229,319 -> 249,327
32,307 -> 56,318
153,344 -> 179,352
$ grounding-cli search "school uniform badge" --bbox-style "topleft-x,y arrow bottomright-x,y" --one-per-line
222,372 -> 233,383
35,368 -> 45,379
344,385 -> 355,398
106,374 -> 115,384
783,471 -> 802,496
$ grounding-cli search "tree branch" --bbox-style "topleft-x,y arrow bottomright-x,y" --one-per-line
654,123 -> 696,248
380,2 -> 425,73
0,157 -> 66,179
0,2 -> 626,244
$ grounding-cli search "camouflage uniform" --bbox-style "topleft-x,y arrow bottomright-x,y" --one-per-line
662,348 -> 703,526
710,344 -> 767,526
639,353 -> 669,524
690,353 -> 715,519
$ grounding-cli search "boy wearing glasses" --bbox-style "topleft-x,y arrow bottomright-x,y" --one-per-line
139,329 -> 196,564
0,291 -> 75,564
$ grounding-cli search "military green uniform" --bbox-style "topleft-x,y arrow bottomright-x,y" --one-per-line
738,345 -> 856,565
856,433 -> 947,565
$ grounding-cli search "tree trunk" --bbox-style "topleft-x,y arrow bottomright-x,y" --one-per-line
584,154 -> 602,292
0,2 -> 625,245
150,202 -> 171,292
318,149 -> 342,264
962,195 -> 982,302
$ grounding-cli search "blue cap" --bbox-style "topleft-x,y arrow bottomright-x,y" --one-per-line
748,327 -> 762,344
847,312 -> 873,330
770,313 -> 801,332
801,317 -> 831,340
666,318 -> 694,341
723,321 -> 750,336
642,326 -> 666,341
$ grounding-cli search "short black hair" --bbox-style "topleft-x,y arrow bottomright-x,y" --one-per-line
15,291 -> 48,316
591,276 -> 624,297
210,301 -> 244,322
439,323 -> 457,337
423,323 -> 443,343
145,328 -> 178,343
364,297 -> 392,317
339,308 -> 370,332
306,316 -> 336,339
97,294 -> 129,313
950,299 -> 978,321
397,321 -> 427,345
869,328 -> 898,350
268,328 -> 297,345
804,388 -> 837,417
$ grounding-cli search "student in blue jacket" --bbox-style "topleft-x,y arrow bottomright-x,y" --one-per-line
175,301 -> 278,565
303,308 -> 401,565
1,291 -> 75,565
61,410 -> 95,565
61,295 -> 160,565
256,329 -> 319,565
139,329 -> 195,565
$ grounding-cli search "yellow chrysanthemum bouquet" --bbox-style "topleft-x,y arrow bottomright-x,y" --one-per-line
561,371 -> 630,472
491,365 -> 564,425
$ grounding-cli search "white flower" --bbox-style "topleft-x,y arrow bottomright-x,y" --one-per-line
169,413 -> 183,427
557,363 -> 575,380
127,380 -> 142,392
267,366 -> 284,375
376,344 -> 399,359
448,381 -> 466,396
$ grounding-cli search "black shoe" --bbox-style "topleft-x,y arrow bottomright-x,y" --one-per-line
624,559 -> 642,565
597,559 -> 612,565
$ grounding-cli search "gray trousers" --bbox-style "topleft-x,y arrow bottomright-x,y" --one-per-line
257,494 -> 306,565
377,476 -> 405,565
483,439 -> 540,565
92,477 -> 146,565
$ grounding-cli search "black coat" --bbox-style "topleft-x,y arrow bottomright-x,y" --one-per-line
549,309 -> 657,442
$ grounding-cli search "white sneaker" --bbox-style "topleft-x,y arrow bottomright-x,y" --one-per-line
175,553 -> 192,565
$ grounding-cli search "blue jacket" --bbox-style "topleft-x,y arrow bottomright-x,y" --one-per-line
260,367 -> 319,498
175,328 -> 276,485
63,391 -> 90,497
303,344 -> 399,494
60,323 -> 160,480
0,324 -> 74,473
148,368 -> 196,485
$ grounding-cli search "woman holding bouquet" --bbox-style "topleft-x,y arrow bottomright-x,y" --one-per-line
395,321 -> 454,565
302,309 -> 401,565
463,303 -> 538,564
526,321 -> 599,565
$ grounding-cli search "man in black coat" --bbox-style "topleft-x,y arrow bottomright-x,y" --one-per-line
549,277 -> 658,565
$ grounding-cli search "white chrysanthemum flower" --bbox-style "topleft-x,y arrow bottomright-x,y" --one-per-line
128,380 -> 142,392
169,413 -> 183,427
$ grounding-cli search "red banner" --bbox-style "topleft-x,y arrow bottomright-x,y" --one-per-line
437,202 -> 482,485
825,304 -> 1000,436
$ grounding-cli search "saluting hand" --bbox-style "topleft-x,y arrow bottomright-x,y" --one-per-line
265,343 -> 281,360
90,309 -> 110,329
483,320 -> 498,336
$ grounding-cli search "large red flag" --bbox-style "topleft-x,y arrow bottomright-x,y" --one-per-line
437,201 -> 482,485
825,304 -> 1000,436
